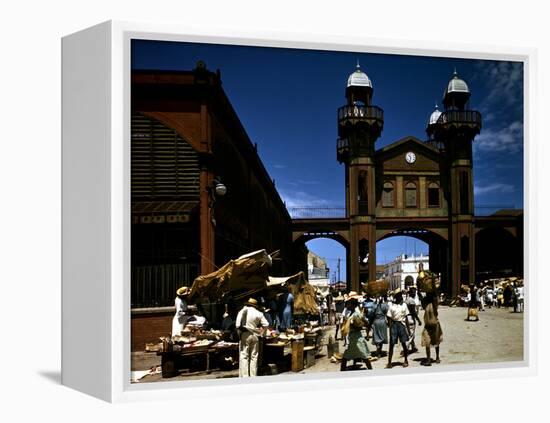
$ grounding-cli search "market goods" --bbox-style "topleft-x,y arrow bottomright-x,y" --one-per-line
417,272 -> 440,292
365,279 -> 389,296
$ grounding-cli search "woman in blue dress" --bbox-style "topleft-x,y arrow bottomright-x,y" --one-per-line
278,287 -> 294,331
341,293 -> 373,371
371,296 -> 389,358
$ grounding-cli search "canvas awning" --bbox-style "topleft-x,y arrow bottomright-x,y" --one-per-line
188,249 -> 272,301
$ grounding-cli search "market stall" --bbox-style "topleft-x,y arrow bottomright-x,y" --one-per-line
150,250 -> 325,377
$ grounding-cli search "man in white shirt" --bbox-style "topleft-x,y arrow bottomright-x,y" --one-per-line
386,290 -> 410,368
236,298 -> 269,377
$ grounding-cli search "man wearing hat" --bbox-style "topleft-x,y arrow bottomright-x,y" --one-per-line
171,286 -> 190,337
236,298 -> 269,377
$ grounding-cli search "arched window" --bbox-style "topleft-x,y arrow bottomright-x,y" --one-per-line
405,181 -> 418,208
460,171 -> 470,214
427,182 -> 440,207
358,170 -> 368,214
382,181 -> 395,207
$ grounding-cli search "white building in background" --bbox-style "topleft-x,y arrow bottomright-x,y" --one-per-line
307,251 -> 330,293
384,253 -> 430,291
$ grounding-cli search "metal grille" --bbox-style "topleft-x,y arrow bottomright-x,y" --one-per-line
131,263 -> 200,308
131,113 -> 200,199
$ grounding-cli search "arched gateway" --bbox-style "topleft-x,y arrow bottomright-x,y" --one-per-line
292,66 -> 523,297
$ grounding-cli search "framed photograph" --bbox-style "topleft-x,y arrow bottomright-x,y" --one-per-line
62,21 -> 536,402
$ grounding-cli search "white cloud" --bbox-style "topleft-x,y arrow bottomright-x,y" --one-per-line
474,120 -> 523,153
474,183 -> 515,196
272,164 -> 287,169
278,189 -> 331,208
476,61 -> 523,108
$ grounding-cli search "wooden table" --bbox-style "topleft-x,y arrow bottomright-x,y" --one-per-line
158,344 -> 238,378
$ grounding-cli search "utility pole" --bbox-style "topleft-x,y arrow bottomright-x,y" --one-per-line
337,258 -> 341,282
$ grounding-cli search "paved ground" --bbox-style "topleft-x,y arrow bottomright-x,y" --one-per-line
132,305 -> 523,382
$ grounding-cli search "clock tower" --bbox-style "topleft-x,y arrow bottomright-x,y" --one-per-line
431,70 -> 482,293
337,63 -> 384,292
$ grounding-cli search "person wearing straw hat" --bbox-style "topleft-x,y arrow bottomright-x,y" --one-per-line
386,289 -> 410,368
340,292 -> 372,371
236,298 -> 269,377
171,286 -> 190,337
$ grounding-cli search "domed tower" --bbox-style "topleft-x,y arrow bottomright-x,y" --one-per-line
426,104 -> 444,150
432,70 -> 482,295
336,63 -> 384,291
443,70 -> 471,110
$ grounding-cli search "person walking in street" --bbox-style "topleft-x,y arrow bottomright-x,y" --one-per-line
236,298 -> 269,377
362,293 -> 376,340
340,293 -> 373,371
371,295 -> 389,358
512,283 -> 519,313
503,284 -> 513,310
386,290 -> 410,368
334,293 -> 345,340
517,284 -> 524,312
405,287 -> 421,354
171,286 -> 190,337
420,290 -> 443,366
466,286 -> 480,322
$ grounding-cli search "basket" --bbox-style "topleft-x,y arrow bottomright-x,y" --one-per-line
418,276 -> 440,293
365,279 -> 389,296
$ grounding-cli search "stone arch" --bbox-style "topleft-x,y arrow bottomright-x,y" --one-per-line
475,227 -> 520,279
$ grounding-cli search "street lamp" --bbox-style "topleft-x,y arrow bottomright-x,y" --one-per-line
208,178 -> 227,225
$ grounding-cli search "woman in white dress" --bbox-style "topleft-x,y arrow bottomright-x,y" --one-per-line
171,286 -> 190,337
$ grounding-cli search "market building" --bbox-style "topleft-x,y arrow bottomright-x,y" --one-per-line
384,253 -> 430,291
292,65 -> 523,296
130,63 -> 307,350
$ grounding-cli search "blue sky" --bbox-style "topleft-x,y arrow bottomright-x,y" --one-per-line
132,40 -> 524,281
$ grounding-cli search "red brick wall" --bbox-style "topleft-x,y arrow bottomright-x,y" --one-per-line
131,309 -> 173,352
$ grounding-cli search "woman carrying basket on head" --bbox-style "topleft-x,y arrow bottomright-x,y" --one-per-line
419,279 -> 443,366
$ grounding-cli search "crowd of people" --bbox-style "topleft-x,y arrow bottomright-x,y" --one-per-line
336,285 -> 443,371
170,276 -> 522,378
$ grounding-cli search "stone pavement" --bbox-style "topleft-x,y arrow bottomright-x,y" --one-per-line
133,305 -> 523,382
297,305 -> 524,374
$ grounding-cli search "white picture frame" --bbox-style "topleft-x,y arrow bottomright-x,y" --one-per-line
62,20 -> 537,403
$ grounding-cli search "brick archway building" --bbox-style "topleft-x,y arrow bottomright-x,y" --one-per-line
293,65 -> 523,297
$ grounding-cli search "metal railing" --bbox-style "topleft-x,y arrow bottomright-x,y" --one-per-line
338,105 -> 384,124
288,207 -> 346,218
437,110 -> 482,126
131,263 -> 200,308
288,205 -> 517,219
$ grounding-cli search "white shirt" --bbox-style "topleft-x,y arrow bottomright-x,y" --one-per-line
174,297 -> 188,321
236,306 -> 269,335
387,302 -> 409,323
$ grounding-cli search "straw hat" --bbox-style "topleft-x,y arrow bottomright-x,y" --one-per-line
245,298 -> 259,307
346,291 -> 362,301
176,286 -> 190,296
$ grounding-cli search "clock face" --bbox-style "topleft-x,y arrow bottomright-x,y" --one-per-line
405,151 -> 416,164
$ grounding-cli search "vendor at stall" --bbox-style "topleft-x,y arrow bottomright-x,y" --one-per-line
171,286 -> 190,337
236,298 -> 269,377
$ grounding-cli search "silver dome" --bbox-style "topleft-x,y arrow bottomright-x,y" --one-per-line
428,104 -> 442,125
347,63 -> 372,88
445,70 -> 469,94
